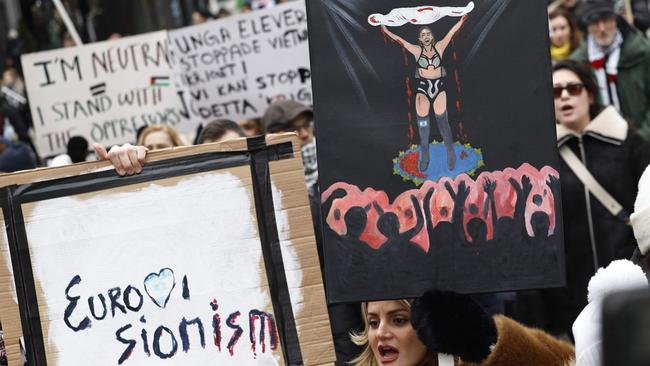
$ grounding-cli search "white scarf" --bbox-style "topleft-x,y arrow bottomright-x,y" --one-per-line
587,30 -> 624,112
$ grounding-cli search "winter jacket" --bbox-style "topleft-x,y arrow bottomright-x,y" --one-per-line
444,316 -> 575,366
570,19 -> 650,141
519,106 -> 650,336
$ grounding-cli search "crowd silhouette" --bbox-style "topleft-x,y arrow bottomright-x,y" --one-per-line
321,164 -> 564,301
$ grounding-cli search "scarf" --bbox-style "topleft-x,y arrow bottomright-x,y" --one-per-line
587,30 -> 624,112
550,42 -> 572,61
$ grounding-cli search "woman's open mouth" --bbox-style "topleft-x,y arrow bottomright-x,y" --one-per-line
378,345 -> 399,363
560,104 -> 574,116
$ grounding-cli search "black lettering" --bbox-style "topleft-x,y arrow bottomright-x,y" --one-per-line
109,287 -> 127,317
179,317 -> 205,352
140,316 -> 151,357
116,324 -> 136,365
182,275 -> 190,300
88,294 -> 107,321
153,326 -> 178,359
92,52 -> 108,78
61,56 -> 82,82
124,285 -> 144,312
249,310 -> 278,354
226,311 -> 243,356
63,275 -> 91,332
210,300 -> 221,351
34,60 -> 55,86
298,68 -> 311,83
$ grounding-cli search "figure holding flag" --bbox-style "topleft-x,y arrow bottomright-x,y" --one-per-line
370,2 -> 474,172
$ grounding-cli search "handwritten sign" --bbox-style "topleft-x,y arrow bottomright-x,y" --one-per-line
21,1 -> 311,158
27,170 -> 285,364
0,136 -> 335,366
21,31 -> 185,157
168,1 -> 311,123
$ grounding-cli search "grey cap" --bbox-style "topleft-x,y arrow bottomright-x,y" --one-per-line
578,0 -> 621,24
262,100 -> 313,133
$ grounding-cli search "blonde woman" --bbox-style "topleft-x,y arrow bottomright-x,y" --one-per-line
351,291 -> 574,366
137,124 -> 185,151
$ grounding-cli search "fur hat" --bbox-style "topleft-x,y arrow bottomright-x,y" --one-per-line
630,165 -> 650,255
573,260 -> 648,366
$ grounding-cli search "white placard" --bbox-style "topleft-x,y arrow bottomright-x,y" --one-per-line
21,31 -> 185,157
168,1 -> 311,123
21,1 -> 311,158
23,171 -> 300,365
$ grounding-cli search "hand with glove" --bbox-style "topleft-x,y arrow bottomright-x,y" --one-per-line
410,290 -> 497,363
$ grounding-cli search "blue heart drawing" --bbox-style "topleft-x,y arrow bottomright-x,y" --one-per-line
144,268 -> 176,309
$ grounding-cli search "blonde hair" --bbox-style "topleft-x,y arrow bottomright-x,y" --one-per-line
349,300 -> 435,366
137,124 -> 185,148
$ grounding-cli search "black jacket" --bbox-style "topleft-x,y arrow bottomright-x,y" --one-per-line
518,106 -> 650,336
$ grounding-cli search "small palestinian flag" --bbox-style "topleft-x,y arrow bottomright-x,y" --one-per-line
150,76 -> 170,87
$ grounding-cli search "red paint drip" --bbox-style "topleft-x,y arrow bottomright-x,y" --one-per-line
406,77 -> 412,99
460,150 -> 469,160
411,18 -> 418,23
453,51 -> 458,61
458,122 -> 469,141
370,15 -> 378,24
250,314 -> 259,356
380,26 -> 389,44
418,7 -> 434,12
456,100 -> 461,111
405,77 -> 414,142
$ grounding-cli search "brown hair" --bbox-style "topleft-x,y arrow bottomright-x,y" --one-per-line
549,8 -> 582,52
417,26 -> 436,46
137,124 -> 185,148
553,60 -> 604,120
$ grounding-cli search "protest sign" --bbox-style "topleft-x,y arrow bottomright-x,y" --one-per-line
168,1 -> 311,124
21,31 -> 184,158
307,0 -> 565,302
21,1 -> 312,158
0,134 -> 334,366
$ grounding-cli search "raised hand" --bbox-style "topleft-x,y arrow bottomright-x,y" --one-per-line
483,178 -> 496,197
521,175 -> 533,197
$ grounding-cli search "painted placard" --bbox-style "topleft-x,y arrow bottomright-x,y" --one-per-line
0,135 -> 335,366
168,0 -> 311,123
307,0 -> 565,302
21,31 -> 184,157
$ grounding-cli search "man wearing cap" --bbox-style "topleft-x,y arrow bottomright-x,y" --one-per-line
571,0 -> 650,140
262,100 -> 318,197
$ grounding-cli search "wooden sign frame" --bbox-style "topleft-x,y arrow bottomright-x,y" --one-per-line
0,134 -> 334,366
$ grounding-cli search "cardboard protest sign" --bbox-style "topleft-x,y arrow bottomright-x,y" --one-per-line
0,134 -> 335,366
22,1 -> 311,158
21,31 -> 184,158
307,0 -> 564,302
168,0 -> 311,123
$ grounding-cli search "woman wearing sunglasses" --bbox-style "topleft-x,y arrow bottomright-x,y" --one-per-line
518,60 -> 650,339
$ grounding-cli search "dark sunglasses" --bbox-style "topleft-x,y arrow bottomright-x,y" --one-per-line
553,83 -> 584,98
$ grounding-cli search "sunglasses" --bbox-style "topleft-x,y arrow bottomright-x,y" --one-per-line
553,83 -> 584,98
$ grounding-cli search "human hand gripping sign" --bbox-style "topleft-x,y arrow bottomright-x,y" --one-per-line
94,143 -> 148,176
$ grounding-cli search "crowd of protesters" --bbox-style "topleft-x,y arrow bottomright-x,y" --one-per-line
3,0 -> 650,365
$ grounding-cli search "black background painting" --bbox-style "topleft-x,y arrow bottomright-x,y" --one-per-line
307,0 -> 566,302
